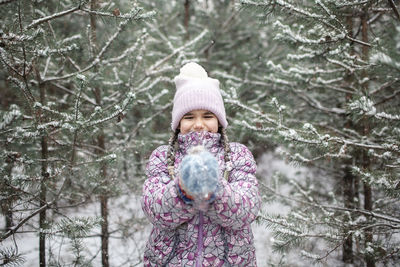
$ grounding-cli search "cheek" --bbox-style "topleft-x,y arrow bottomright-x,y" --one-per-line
208,119 -> 219,132
179,120 -> 190,134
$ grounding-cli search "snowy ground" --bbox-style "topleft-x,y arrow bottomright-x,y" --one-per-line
2,151 -> 311,267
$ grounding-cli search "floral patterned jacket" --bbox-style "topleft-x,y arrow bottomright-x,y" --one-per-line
141,131 -> 261,266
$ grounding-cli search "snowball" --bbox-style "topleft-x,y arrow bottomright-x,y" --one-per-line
179,145 -> 219,199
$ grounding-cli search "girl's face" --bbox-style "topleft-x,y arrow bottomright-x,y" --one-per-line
179,109 -> 219,134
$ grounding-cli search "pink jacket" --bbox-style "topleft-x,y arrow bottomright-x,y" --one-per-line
141,131 -> 261,266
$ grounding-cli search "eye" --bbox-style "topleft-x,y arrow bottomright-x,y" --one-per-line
183,115 -> 194,120
204,113 -> 215,119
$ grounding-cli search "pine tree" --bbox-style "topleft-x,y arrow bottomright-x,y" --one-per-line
1,0 -> 217,265
240,0 -> 400,265
0,0 -> 156,265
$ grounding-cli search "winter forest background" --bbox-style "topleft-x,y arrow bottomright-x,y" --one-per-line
1,0 -> 399,266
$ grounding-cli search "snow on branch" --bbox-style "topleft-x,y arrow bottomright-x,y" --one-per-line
35,43 -> 80,57
273,20 -> 346,45
26,5 -> 81,30
34,102 -> 74,121
308,81 -> 355,95
227,96 -> 399,154
146,88 -> 169,104
266,60 -> 342,76
241,0 -> 324,19
224,98 -> 277,125
335,1 -> 369,7
0,104 -> 21,130
60,34 -> 82,44
1,28 -> 44,44
212,70 -> 276,87
94,14 -> 137,64
84,92 -> 136,127
352,167 -> 399,190
102,32 -> 148,65
232,119 -> 275,133
43,9 -> 139,82
136,76 -> 173,95
242,0 -> 371,47
294,91 -> 346,115
375,112 -> 400,121
371,51 -> 400,69
147,29 -> 209,73
326,58 -> 356,73
349,96 -> 400,121
81,7 -> 156,20
8,77 -> 36,103
278,128 -> 321,146
260,181 -> 400,225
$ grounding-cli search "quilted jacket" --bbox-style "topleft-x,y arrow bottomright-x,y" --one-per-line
141,131 -> 261,266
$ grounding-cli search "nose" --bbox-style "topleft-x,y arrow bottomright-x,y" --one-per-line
193,118 -> 204,131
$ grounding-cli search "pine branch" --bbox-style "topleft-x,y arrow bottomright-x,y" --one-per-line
147,29 -> 209,73
387,0 -> 400,21
336,1 -> 369,8
294,90 -> 346,115
0,203 -> 49,241
43,8 -> 141,82
125,102 -> 172,143
226,96 -> 399,153
225,98 -> 278,125
81,7 -> 155,20
242,0 -> 372,47
213,71 -> 278,87
102,33 -> 148,65
49,82 -> 97,106
259,181 -> 400,224
370,79 -> 399,95
316,242 -> 343,261
374,90 -> 400,106
26,5 -> 82,30
17,2 -> 35,105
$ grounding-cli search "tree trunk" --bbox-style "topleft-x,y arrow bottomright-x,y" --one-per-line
3,155 -> 15,230
39,79 -> 48,267
5,207 -> 13,230
98,137 -> 109,267
184,0 -> 190,40
361,9 -> 375,267
342,14 -> 355,264
90,1 -> 109,266
342,166 -> 354,263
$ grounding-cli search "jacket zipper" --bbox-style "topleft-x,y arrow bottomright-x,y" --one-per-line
195,211 -> 204,267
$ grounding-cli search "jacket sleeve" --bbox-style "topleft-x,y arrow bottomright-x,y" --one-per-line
141,146 -> 197,229
207,143 -> 261,230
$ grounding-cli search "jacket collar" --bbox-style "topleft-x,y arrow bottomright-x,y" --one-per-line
177,131 -> 222,155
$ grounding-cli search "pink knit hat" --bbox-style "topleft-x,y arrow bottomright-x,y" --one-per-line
171,62 -> 228,131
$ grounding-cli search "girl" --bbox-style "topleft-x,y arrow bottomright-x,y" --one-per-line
141,62 -> 261,266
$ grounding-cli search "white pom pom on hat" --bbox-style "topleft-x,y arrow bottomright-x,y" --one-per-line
171,62 -> 228,131
179,62 -> 208,78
